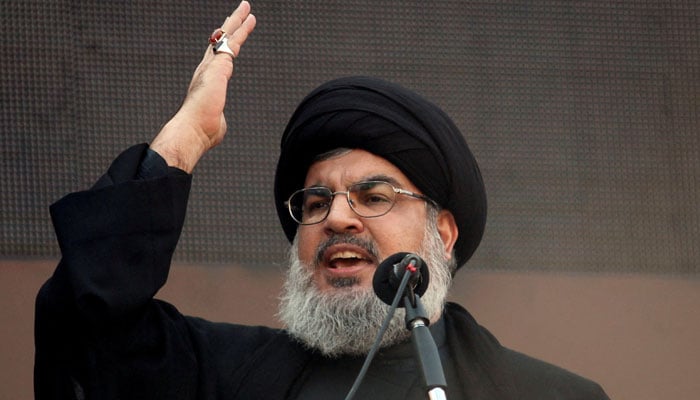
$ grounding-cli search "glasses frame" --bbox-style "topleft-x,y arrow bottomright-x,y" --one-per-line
285,180 -> 438,225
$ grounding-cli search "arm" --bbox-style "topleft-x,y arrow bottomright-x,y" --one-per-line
150,2 -> 256,173
35,3 -> 256,399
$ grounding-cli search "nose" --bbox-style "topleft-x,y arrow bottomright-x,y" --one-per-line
323,192 -> 364,235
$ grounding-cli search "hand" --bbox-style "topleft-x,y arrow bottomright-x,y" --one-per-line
150,1 -> 256,173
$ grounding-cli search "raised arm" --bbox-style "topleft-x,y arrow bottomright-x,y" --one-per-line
151,1 -> 256,173
35,4 -> 257,399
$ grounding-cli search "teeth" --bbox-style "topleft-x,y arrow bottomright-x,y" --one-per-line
329,251 -> 363,261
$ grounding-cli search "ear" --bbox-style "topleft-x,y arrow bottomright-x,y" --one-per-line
436,209 -> 459,261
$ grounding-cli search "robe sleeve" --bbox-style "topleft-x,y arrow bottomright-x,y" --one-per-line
34,144 -> 200,399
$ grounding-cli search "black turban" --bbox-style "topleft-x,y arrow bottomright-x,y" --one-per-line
274,76 -> 487,269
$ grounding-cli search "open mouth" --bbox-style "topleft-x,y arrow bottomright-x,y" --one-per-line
323,247 -> 375,274
328,251 -> 371,268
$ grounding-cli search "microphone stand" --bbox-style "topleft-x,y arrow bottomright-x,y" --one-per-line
403,287 -> 447,400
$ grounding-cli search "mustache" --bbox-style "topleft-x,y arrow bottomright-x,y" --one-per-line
313,234 -> 380,266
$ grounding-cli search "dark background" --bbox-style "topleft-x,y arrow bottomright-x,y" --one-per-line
3,0 -> 698,274
1,1 -> 699,399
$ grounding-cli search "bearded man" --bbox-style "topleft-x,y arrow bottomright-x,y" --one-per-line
34,2 -> 608,399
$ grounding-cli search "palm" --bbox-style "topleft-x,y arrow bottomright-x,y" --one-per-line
150,1 -> 256,172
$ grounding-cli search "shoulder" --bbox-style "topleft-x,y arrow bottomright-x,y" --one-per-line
500,348 -> 609,399
183,316 -> 294,361
443,302 -> 609,400
181,316 -> 311,394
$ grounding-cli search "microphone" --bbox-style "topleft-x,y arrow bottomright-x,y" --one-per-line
372,252 -> 448,400
345,253 -> 448,400
372,252 -> 430,307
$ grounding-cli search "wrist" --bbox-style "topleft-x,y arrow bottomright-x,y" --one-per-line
150,117 -> 209,173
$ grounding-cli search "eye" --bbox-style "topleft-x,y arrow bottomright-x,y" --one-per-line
354,182 -> 394,208
303,189 -> 332,214
305,198 -> 330,212
361,191 -> 392,205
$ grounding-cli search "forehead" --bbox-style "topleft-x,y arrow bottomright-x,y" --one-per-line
304,149 -> 415,189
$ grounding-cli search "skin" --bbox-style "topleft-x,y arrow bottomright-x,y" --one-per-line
298,149 -> 459,294
147,1 -> 458,306
150,1 -> 256,173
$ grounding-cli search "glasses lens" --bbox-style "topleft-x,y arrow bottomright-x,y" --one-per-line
348,181 -> 396,217
289,187 -> 332,224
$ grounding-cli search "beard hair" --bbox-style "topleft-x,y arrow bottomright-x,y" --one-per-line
277,208 -> 454,357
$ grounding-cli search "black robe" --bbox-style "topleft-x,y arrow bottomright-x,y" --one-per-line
35,144 -> 609,399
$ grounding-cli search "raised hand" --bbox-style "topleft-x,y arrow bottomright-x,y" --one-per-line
151,1 -> 256,173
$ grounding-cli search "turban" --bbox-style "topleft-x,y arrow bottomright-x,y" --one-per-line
274,76 -> 487,269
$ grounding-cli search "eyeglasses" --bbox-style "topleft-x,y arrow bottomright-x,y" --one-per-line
285,180 -> 438,225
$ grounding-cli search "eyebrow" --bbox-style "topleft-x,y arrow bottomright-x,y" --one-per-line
361,174 -> 403,188
307,174 -> 405,189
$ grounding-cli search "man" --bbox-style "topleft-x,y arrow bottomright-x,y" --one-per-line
35,2 -> 609,399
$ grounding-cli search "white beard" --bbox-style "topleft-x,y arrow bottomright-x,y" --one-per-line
277,214 -> 453,357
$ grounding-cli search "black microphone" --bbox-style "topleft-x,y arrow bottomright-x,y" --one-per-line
372,252 -> 430,307
372,252 -> 448,400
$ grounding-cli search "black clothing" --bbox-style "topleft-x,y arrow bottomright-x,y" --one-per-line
294,317 -> 470,400
35,144 -> 609,399
275,76 -> 487,268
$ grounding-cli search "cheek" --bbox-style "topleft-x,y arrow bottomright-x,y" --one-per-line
371,215 -> 426,255
296,227 -> 319,265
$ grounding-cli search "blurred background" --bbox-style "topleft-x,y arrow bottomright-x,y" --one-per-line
2,1 -> 699,398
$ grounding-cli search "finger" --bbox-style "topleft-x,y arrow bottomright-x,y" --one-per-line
223,1 -> 252,32
218,2 -> 256,57
225,14 -> 256,57
199,2 -> 256,79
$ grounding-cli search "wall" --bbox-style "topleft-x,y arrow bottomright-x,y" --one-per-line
3,259 -> 698,399
2,1 -> 699,399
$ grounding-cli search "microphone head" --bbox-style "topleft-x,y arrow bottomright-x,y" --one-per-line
372,252 -> 430,306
